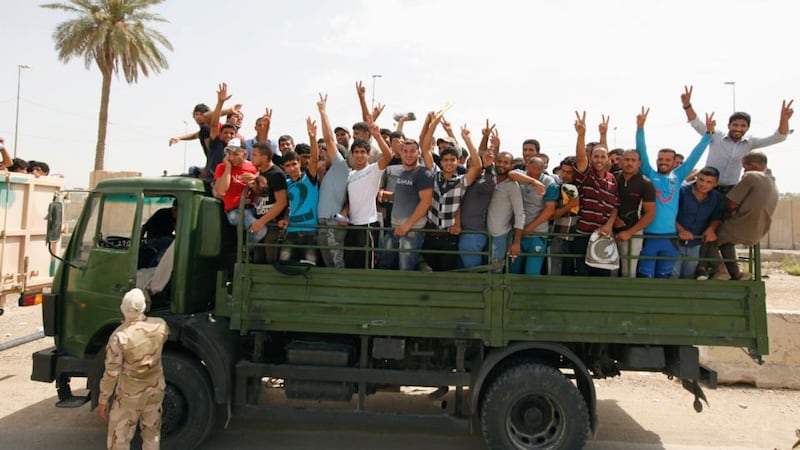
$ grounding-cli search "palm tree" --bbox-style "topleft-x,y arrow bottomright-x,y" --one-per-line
41,0 -> 173,171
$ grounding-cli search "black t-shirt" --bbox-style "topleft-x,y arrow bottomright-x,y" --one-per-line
252,165 -> 288,219
204,137 -> 225,181
198,125 -> 211,157
142,207 -> 175,238
614,173 -> 655,232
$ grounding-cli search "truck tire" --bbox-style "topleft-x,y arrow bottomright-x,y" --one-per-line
480,361 -> 589,450
160,352 -> 215,450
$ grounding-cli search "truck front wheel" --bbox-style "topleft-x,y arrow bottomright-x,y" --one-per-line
480,361 -> 589,450
160,352 -> 215,450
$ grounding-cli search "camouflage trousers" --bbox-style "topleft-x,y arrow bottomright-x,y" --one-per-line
107,389 -> 164,450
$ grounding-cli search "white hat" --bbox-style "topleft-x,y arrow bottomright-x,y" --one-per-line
225,138 -> 244,151
120,288 -> 147,320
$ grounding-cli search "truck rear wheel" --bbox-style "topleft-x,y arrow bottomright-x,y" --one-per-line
480,361 -> 589,450
160,352 -> 215,450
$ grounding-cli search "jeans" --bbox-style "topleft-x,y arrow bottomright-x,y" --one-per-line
459,232 -> 488,269
317,218 -> 347,269
509,236 -> 548,276
226,207 -> 267,243
672,244 -> 700,279
490,234 -> 511,272
379,230 -> 425,271
638,235 -> 679,278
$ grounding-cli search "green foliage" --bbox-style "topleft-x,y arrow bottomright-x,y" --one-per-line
41,0 -> 173,82
41,0 -> 172,170
779,256 -> 800,276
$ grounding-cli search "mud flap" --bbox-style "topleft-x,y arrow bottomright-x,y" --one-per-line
681,378 -> 708,413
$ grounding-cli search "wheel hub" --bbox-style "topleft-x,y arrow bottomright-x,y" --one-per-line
507,394 -> 563,448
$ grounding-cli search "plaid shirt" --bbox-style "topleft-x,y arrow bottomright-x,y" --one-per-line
427,169 -> 469,229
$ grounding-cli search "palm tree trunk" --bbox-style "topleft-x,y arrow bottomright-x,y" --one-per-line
94,69 -> 112,171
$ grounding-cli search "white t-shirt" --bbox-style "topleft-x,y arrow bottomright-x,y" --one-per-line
347,163 -> 385,225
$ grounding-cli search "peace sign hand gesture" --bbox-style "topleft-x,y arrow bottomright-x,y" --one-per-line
636,106 -> 650,129
681,85 -> 693,109
574,110 -> 586,135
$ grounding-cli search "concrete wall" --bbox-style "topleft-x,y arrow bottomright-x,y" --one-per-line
761,197 -> 800,250
700,310 -> 800,389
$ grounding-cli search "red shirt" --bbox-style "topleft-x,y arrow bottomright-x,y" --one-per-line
214,161 -> 257,211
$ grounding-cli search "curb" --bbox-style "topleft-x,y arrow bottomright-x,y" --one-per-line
0,330 -> 45,352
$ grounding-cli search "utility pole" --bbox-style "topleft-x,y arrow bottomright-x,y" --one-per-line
371,74 -> 382,110
14,64 -> 31,157
724,81 -> 736,113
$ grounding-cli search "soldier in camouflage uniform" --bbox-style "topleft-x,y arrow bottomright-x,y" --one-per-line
97,288 -> 169,450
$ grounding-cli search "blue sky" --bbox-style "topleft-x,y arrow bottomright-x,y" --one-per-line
1,0 -> 798,191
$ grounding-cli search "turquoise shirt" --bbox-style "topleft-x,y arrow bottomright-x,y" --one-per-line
636,129 -> 711,234
286,172 -> 319,233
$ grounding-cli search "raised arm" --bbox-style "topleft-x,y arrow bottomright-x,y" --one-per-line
395,113 -> 415,134
681,85 -> 709,138
478,119 -> 495,153
372,102 -> 385,122
203,103 -> 241,124
306,117 -> 319,179
440,116 -> 461,149
489,128 -> 501,153
209,83 -> 230,141
634,106 -> 654,176
779,99 -> 794,135
255,108 -> 272,142
418,110 -> 433,149
574,110 -> 588,173
356,81 -> 371,122
676,113 -> 714,179
599,114 -> 610,149
368,119 -> 394,170
317,94 -> 339,164
169,131 -> 199,147
680,85 -> 699,122
461,125 -> 483,185
419,112 -> 439,170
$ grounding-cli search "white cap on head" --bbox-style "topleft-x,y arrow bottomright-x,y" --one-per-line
120,288 -> 147,320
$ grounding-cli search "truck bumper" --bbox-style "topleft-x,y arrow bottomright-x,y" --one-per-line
31,346 -> 93,383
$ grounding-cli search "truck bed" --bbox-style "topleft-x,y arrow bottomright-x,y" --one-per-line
219,264 -> 768,355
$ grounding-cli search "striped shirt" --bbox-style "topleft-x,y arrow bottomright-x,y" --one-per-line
574,168 -> 619,234
427,169 -> 470,229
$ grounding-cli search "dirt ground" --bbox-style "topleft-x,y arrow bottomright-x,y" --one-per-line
1,268 -> 799,449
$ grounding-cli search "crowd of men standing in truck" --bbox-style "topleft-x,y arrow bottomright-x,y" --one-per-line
167,82 -> 793,279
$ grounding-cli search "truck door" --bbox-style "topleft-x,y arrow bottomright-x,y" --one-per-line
60,193 -> 140,355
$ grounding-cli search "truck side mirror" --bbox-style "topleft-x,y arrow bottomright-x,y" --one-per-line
197,197 -> 221,258
47,200 -> 63,243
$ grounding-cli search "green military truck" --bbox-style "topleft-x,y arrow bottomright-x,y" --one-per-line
30,177 -> 769,449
